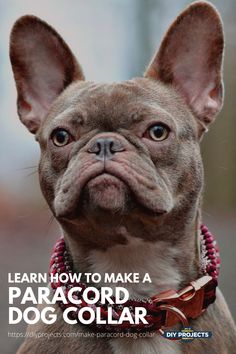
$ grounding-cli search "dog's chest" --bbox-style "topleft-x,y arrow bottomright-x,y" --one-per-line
87,231 -> 182,297
87,231 -> 182,353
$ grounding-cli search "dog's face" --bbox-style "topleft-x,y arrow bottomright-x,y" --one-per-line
38,79 -> 200,220
10,2 -> 224,243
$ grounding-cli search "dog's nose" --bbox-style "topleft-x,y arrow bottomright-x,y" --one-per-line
88,137 -> 125,160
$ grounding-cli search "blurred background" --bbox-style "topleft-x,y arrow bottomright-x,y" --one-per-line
0,0 -> 235,353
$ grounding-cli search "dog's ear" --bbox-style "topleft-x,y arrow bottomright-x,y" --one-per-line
145,2 -> 224,136
10,15 -> 84,134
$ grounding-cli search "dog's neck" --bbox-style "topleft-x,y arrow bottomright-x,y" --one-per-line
61,205 -> 201,298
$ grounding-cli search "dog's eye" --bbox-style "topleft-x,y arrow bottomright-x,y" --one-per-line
51,129 -> 72,147
148,124 -> 169,141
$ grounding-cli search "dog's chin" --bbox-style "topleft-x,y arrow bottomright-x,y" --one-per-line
82,173 -> 129,213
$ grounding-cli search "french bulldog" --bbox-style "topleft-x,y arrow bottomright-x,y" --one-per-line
10,1 -> 236,353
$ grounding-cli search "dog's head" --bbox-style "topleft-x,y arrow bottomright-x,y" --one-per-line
10,2 -> 224,243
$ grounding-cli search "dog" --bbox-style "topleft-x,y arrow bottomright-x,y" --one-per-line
10,1 -> 236,353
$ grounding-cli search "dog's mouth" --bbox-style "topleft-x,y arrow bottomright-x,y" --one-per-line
82,172 -> 129,213
54,159 -> 173,219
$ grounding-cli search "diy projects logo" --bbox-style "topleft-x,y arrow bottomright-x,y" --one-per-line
163,327 -> 212,342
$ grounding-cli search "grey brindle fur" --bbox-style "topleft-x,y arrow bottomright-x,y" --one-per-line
10,1 -> 236,353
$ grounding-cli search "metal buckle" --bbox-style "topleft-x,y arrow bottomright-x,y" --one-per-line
152,275 -> 212,328
158,305 -> 189,337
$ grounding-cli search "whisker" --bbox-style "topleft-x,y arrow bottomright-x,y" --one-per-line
38,205 -> 51,212
44,214 -> 56,237
218,166 -> 228,171
202,210 -> 213,218
25,170 -> 38,178
15,165 -> 37,171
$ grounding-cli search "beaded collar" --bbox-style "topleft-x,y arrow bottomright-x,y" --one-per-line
49,224 -> 220,334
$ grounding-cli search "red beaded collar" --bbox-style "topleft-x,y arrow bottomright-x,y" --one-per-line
49,224 -> 220,334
